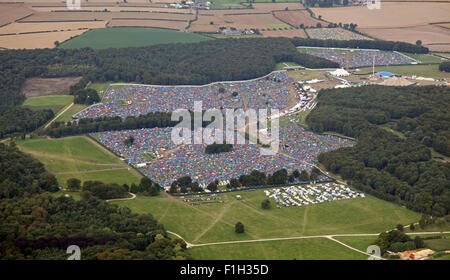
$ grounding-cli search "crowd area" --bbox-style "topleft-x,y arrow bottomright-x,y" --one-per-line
306,28 -> 370,41
280,123 -> 354,165
302,48 -> 415,68
74,72 -> 295,119
92,123 -> 353,188
265,183 -> 365,208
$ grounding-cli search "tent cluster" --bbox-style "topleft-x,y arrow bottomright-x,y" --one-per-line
182,194 -> 224,206
264,183 -> 365,208
92,123 -> 352,188
74,72 -> 295,120
303,48 -> 415,68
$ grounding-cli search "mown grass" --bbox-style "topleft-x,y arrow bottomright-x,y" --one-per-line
189,237 -> 368,260
59,27 -> 211,50
114,189 -> 420,245
16,136 -> 141,187
22,95 -> 73,114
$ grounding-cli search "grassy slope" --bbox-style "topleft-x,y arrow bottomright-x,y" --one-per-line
55,104 -> 87,122
59,27 -> 211,49
16,136 -> 141,187
114,190 -> 420,245
190,237 -> 367,260
22,95 -> 73,115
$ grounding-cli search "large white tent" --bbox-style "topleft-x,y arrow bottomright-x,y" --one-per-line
329,68 -> 350,77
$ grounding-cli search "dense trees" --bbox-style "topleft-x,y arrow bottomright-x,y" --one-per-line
307,85 -> 450,216
81,181 -> 129,200
205,143 -> 233,154
0,107 -> 54,139
0,194 -> 190,260
130,177 -> 161,196
0,142 -> 59,199
439,61 -> 450,73
291,38 -> 429,54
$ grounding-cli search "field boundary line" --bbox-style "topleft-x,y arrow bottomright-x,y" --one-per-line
45,102 -> 73,129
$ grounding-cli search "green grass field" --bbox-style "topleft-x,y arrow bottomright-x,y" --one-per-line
401,53 -> 444,64
22,95 -> 73,114
113,189 -> 420,245
190,237 -> 368,260
359,64 -> 450,79
59,27 -> 212,49
16,136 -> 141,187
424,238 -> 450,251
55,104 -> 87,123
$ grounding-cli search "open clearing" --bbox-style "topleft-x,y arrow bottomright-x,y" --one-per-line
22,95 -> 73,115
21,77 -> 82,97
113,190 -> 420,245
190,237 -> 367,260
16,136 -> 142,186
59,27 -> 211,49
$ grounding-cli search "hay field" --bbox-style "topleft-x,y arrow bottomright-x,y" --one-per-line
0,3 -> 34,27
274,10 -> 322,28
312,3 -> 450,28
190,12 -> 289,32
0,30 -> 87,49
108,19 -> 188,30
261,28 -> 307,38
360,25 -> 450,52
0,21 -> 106,35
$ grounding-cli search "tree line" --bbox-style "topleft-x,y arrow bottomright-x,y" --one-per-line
306,85 -> 450,216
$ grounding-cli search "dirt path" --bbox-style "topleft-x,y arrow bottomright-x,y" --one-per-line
106,192 -> 136,202
45,102 -> 74,129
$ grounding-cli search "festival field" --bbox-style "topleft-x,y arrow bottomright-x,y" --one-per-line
59,27 -> 211,49
113,190 -> 420,244
16,136 -> 142,187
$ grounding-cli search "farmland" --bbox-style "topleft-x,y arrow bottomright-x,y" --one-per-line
312,2 -> 450,52
59,27 -> 211,49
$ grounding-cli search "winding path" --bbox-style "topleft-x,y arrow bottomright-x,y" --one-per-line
105,192 -> 136,202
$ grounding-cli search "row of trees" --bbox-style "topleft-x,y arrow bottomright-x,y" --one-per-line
291,38 -> 429,54
306,85 -> 450,216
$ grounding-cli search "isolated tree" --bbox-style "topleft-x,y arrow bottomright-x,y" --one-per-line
416,40 -> 422,46
54,41 -> 60,47
299,170 -> 309,182
396,224 -> 404,231
235,222 -> 245,233
409,223 -> 415,231
261,199 -> 271,209
124,136 -> 134,146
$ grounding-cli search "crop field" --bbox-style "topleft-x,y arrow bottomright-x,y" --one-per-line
59,27 -> 211,49
0,21 -> 106,35
360,25 -> 450,52
190,238 -> 368,260
0,30 -> 87,49
0,3 -> 33,27
16,136 -> 142,187
107,19 -> 188,30
312,3 -> 450,29
273,10 -> 323,28
21,77 -> 82,97
113,189 -> 420,245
